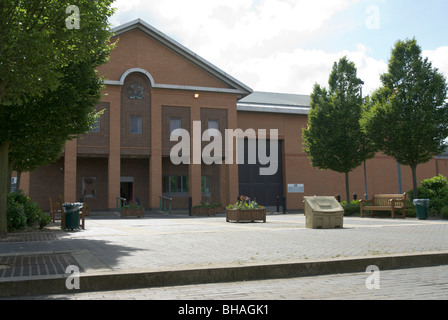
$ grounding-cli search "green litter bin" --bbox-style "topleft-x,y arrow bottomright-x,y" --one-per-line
413,199 -> 430,220
62,203 -> 83,230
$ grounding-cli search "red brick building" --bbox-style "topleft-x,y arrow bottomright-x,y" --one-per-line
19,19 -> 448,212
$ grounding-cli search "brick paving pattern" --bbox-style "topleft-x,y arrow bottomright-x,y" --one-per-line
0,253 -> 83,278
1,213 -> 448,300
11,265 -> 448,300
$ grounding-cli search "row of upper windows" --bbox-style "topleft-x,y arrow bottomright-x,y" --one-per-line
89,116 -> 220,135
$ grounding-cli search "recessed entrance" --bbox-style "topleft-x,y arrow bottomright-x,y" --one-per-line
238,139 -> 284,207
120,177 -> 134,204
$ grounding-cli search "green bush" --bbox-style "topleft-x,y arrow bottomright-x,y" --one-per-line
409,175 -> 448,217
7,200 -> 27,231
7,191 -> 49,231
124,202 -> 143,209
405,200 -> 417,218
341,200 -> 361,216
441,206 -> 448,219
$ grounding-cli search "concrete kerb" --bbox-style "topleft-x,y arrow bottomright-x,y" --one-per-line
2,251 -> 448,298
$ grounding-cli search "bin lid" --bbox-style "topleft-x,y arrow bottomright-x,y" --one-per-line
62,202 -> 84,213
304,196 -> 343,212
413,199 -> 430,205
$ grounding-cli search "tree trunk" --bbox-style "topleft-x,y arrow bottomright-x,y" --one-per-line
6,162 -> 13,193
345,172 -> 350,202
411,165 -> 418,200
0,141 -> 10,236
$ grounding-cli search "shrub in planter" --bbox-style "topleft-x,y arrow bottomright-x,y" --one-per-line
192,202 -> 216,216
121,202 -> 144,218
226,196 -> 266,223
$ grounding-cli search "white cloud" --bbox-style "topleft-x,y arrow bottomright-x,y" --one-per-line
109,0 -> 392,95
228,44 -> 387,95
424,47 -> 448,81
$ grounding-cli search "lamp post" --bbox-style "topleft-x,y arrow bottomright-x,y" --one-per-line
393,87 -> 403,194
397,162 -> 403,194
360,80 -> 368,200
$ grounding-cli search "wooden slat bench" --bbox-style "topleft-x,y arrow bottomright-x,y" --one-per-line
360,194 -> 407,219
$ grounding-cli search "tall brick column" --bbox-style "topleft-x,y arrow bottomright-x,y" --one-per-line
190,100 -> 202,206
226,101 -> 239,206
150,91 -> 162,210
107,86 -> 121,210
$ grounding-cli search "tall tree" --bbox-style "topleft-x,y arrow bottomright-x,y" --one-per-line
0,0 -> 115,235
361,39 -> 448,200
303,57 -> 376,201
7,61 -> 104,190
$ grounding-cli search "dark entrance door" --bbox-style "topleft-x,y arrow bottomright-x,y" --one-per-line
238,139 -> 283,207
120,182 -> 134,204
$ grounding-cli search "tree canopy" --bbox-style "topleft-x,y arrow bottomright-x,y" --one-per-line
361,39 -> 448,199
0,0 -> 116,235
303,57 -> 376,201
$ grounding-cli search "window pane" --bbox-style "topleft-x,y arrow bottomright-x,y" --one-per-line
208,119 -> 220,137
170,176 -> 182,193
170,118 -> 182,135
208,119 -> 219,130
162,176 -> 169,193
202,176 -> 210,193
182,176 -> 189,193
130,116 -> 142,134
89,117 -> 100,133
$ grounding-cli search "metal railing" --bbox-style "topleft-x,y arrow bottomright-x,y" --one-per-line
159,196 -> 173,214
116,197 -> 126,213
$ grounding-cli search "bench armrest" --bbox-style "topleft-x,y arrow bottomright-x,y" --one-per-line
360,199 -> 373,204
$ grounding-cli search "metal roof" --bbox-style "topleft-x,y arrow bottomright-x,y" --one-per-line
237,91 -> 311,115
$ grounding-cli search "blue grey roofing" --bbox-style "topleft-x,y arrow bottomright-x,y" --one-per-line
239,91 -> 311,108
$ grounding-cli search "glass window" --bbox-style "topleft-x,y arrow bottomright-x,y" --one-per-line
130,116 -> 142,134
170,118 -> 182,135
89,117 -> 101,133
182,176 -> 189,193
162,176 -> 189,195
201,176 -> 211,194
170,176 -> 181,193
162,176 -> 169,193
207,119 -> 220,137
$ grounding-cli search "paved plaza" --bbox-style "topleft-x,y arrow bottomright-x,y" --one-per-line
1,212 -> 448,300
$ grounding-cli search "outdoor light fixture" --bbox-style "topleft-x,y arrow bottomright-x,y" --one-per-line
194,93 -> 200,99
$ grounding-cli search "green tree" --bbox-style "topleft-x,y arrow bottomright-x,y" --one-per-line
0,0 -> 115,235
7,61 -> 104,191
361,39 -> 448,200
303,56 -> 376,201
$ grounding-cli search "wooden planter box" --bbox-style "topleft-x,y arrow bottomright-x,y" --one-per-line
191,207 -> 216,216
226,208 -> 266,223
121,207 -> 144,218
214,206 -> 224,214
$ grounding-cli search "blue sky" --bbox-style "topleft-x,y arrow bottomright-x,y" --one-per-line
109,0 -> 448,96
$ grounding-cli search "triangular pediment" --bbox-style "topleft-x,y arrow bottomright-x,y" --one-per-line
100,19 -> 252,98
